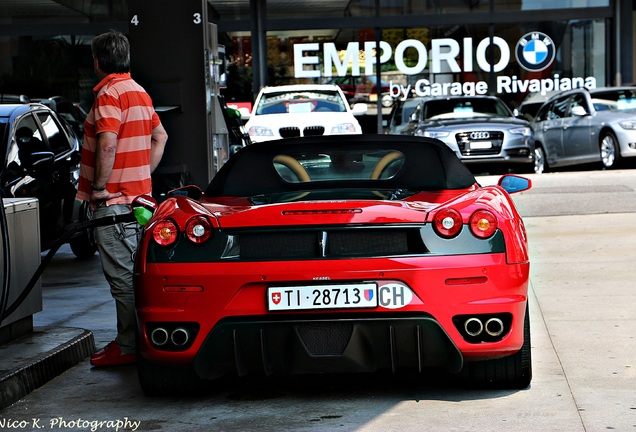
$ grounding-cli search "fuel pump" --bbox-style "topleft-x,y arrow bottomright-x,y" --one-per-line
128,0 -> 237,190
205,22 -> 230,180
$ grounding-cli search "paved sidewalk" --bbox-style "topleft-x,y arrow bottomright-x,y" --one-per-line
0,246 -> 114,409
2,167 -> 636,426
0,213 -> 634,431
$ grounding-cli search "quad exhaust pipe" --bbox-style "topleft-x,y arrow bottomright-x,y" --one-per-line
463,316 -> 505,338
170,327 -> 190,347
484,317 -> 504,337
150,326 -> 191,347
150,327 -> 169,346
464,317 -> 484,337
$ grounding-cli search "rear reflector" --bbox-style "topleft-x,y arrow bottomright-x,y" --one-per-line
445,276 -> 488,285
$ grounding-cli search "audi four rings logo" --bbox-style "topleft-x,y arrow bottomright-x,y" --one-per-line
470,131 -> 490,140
516,32 -> 556,72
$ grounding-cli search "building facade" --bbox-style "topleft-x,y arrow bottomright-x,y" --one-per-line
0,1 -> 634,114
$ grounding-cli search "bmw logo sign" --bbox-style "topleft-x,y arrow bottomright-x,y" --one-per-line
515,32 -> 556,72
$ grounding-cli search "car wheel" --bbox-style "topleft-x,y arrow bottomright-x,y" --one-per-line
69,201 -> 97,259
600,131 -> 620,169
534,145 -> 547,174
137,352 -> 205,396
467,305 -> 532,389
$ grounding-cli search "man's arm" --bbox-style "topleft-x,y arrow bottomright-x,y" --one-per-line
150,124 -> 168,173
90,131 -> 121,204
93,131 -> 118,188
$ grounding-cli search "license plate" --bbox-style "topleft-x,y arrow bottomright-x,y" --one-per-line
267,283 -> 378,311
470,141 -> 492,150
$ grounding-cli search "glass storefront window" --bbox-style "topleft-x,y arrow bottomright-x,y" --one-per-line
221,18 -> 607,112
379,0 -> 490,15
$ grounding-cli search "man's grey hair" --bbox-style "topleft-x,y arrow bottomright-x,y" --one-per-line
92,30 -> 131,74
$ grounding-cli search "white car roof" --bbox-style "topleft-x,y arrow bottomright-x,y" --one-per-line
258,84 -> 343,94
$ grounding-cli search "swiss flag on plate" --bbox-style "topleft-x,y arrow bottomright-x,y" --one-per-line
271,292 -> 281,305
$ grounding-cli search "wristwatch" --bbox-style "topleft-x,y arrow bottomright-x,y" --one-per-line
91,182 -> 106,192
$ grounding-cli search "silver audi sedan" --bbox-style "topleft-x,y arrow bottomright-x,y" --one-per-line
401,96 -> 535,172
531,87 -> 636,173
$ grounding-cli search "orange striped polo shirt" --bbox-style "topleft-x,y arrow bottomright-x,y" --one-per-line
77,73 -> 161,205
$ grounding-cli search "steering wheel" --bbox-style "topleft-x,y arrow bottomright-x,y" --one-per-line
273,154 -> 311,182
370,151 -> 403,180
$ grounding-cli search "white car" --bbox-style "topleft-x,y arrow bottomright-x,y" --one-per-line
244,84 -> 366,143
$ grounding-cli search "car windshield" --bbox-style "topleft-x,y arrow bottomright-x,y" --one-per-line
205,136 -> 477,200
591,89 -> 636,112
272,149 -> 405,184
255,90 -> 347,115
423,98 -> 511,120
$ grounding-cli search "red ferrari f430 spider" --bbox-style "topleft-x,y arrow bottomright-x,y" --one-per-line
132,134 -> 532,395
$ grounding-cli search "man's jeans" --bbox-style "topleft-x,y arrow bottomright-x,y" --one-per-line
93,204 -> 139,354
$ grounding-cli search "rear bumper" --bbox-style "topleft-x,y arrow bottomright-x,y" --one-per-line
135,254 -> 529,378
192,315 -> 463,379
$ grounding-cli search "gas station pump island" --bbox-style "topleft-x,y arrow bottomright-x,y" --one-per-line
1,0 -> 232,340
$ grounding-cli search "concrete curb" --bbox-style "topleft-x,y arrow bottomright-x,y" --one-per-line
0,327 -> 95,410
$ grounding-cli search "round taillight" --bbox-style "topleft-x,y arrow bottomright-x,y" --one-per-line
153,220 -> 178,246
433,208 -> 462,238
470,210 -> 498,238
185,216 -> 212,244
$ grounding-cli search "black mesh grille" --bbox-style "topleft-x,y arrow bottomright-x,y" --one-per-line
279,127 -> 301,138
297,322 -> 353,356
240,231 -> 317,259
303,126 -> 325,136
238,228 -> 422,260
329,229 -> 410,256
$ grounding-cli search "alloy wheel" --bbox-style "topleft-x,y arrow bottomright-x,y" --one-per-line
534,146 -> 545,174
600,133 -> 618,169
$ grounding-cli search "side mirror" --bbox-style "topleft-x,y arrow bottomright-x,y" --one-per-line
571,105 -> 588,117
131,194 -> 158,226
498,174 -> 532,194
26,151 -> 54,171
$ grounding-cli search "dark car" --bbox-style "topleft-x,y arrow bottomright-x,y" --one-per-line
401,96 -> 535,172
0,94 -> 31,104
385,97 -> 423,135
132,135 -> 532,396
0,103 -> 95,258
531,87 -> 636,173
34,96 -> 88,140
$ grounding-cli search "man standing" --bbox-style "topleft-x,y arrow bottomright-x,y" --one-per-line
77,30 -> 168,367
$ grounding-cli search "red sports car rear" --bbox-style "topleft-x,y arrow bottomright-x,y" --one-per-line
133,135 -> 532,395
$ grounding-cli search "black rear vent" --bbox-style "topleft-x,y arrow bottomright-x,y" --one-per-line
329,229 -> 410,256
279,127 -> 301,138
303,126 -> 325,136
238,228 -> 424,260
297,322 -> 353,356
240,231 -> 317,259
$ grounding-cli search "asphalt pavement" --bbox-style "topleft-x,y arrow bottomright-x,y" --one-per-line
1,168 -> 636,431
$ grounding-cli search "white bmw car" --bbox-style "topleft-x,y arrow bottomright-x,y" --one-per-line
244,84 -> 367,143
